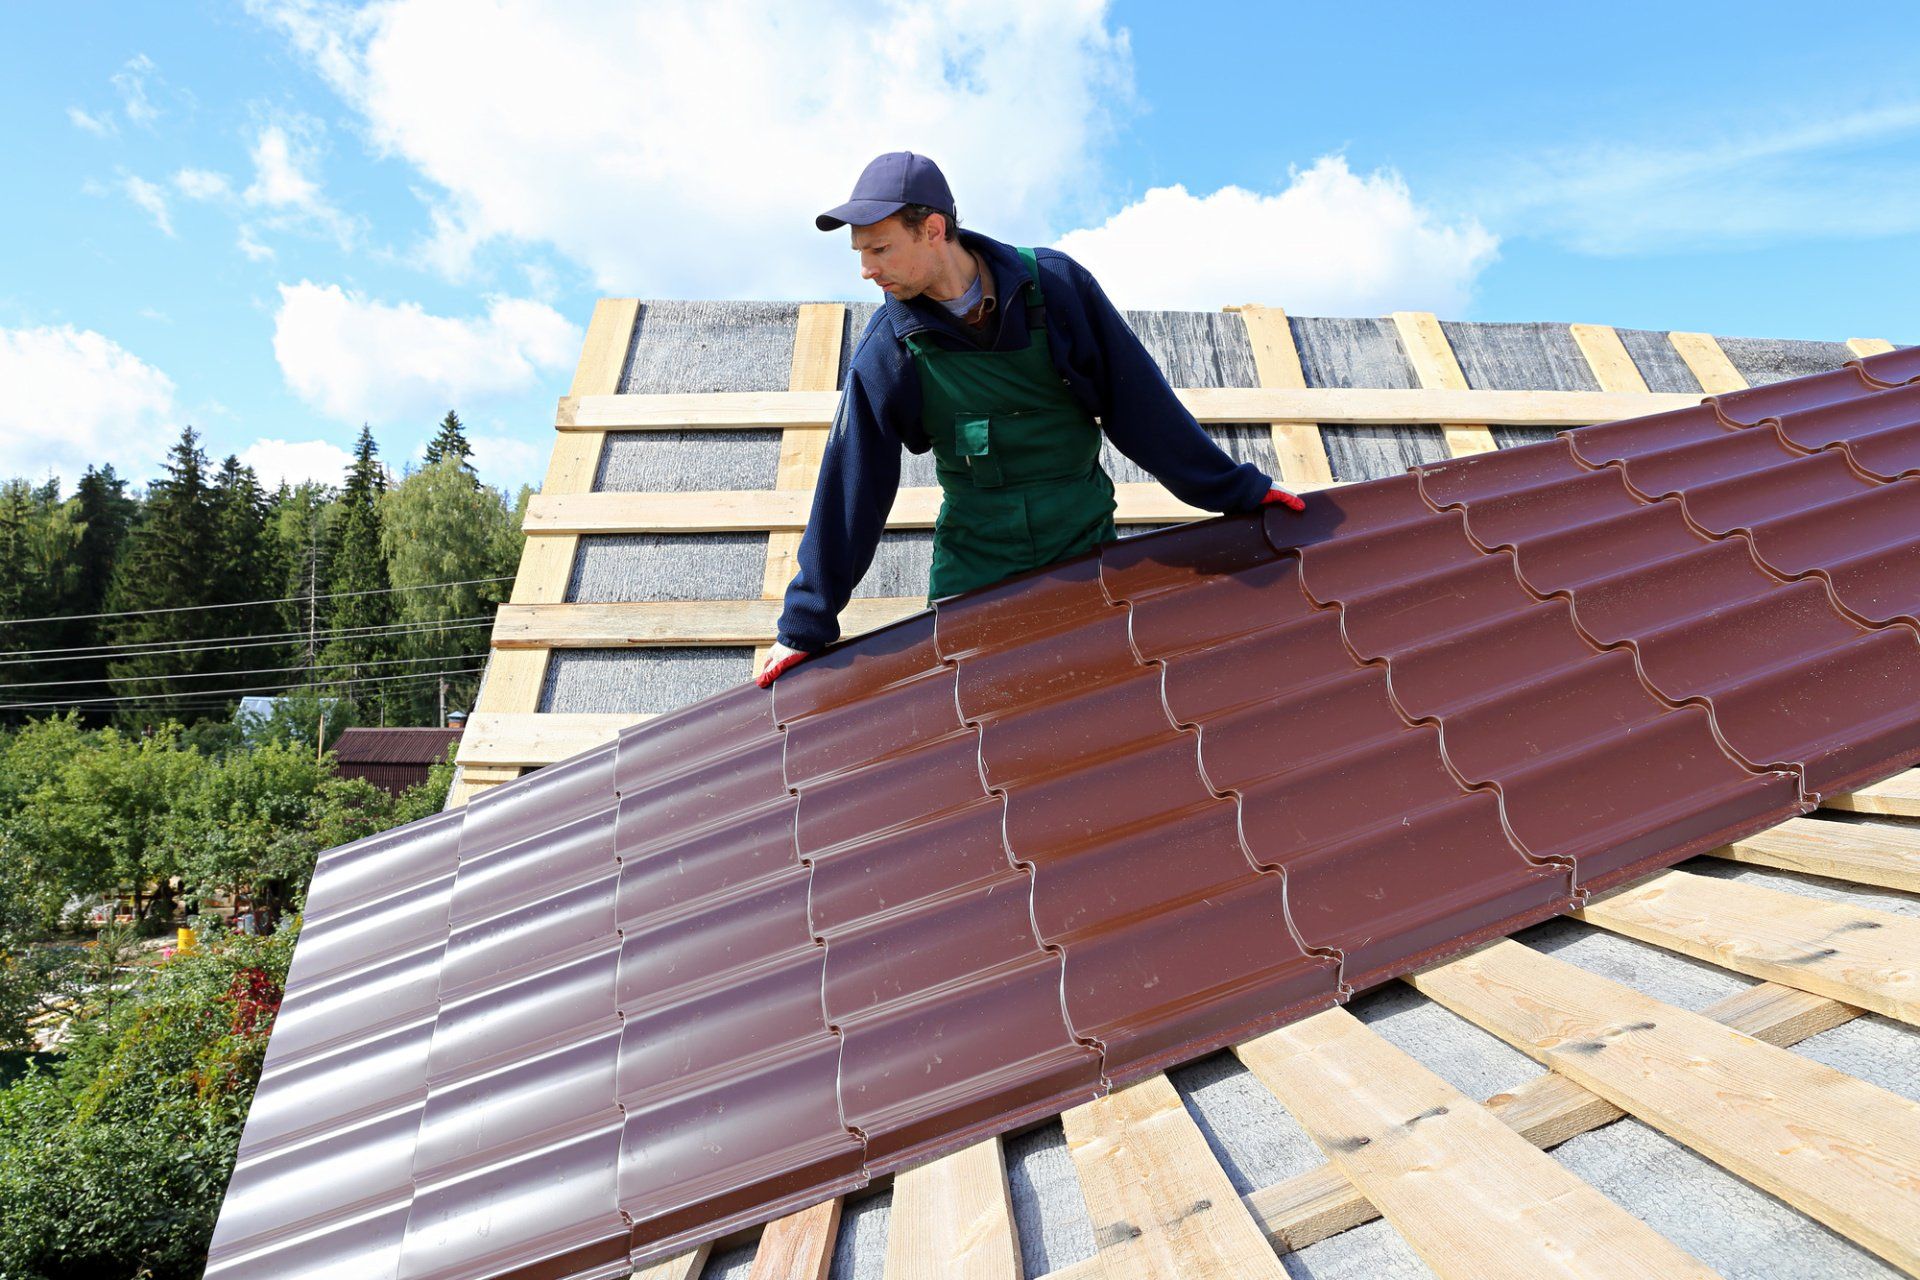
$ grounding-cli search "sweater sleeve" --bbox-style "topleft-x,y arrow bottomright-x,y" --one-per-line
1062,255 -> 1273,512
774,364 -> 902,652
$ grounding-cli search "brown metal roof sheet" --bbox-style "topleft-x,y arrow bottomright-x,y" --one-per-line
208,352 -> 1920,1278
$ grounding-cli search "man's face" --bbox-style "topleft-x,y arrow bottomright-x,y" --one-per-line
851,213 -> 947,300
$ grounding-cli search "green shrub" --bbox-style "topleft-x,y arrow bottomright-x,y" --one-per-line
0,924 -> 296,1280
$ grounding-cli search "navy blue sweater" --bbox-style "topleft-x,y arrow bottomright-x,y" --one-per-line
775,229 -> 1274,651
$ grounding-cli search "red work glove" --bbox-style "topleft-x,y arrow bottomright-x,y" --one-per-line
1261,485 -> 1306,512
755,642 -> 810,688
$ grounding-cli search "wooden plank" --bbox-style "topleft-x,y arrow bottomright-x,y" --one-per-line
1849,338 -> 1897,357
759,303 -> 848,669
1408,940 -> 1920,1274
1040,981 -> 1855,1277
563,387 -> 1697,432
1667,332 -> 1748,394
457,710 -> 651,767
1061,1073 -> 1287,1278
635,1247 -> 712,1280
1238,305 -> 1335,489
1236,1008 -> 1713,1279
454,299 -> 638,810
525,483 -> 1215,534
1570,323 -> 1651,394
747,1197 -> 841,1280
1390,311 -> 1497,457
1825,769 -> 1920,817
1706,815 -> 1920,894
882,1138 -> 1020,1280
1576,868 -> 1920,1026
492,598 -> 921,648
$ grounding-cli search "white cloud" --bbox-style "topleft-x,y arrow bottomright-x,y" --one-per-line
1054,156 -> 1500,314
1474,99 -> 1920,255
251,0 -> 1134,294
112,53 -> 161,127
272,281 -> 580,424
68,106 -> 116,138
242,118 -> 357,249
237,226 -> 276,261
0,326 -> 178,484
121,174 -> 175,236
467,432 -> 542,489
174,167 -> 234,200
239,436 -> 356,488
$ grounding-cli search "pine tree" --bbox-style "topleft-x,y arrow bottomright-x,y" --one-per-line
207,456 -> 281,685
56,466 -> 139,724
104,428 -> 223,726
421,409 -> 472,470
319,426 -> 393,720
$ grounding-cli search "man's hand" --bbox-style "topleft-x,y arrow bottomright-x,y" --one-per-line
1261,485 -> 1307,513
756,641 -> 811,688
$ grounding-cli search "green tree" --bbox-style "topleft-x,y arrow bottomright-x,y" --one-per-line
0,715 -> 115,932
318,426 -> 393,719
208,457 -> 281,687
57,466 -> 140,721
378,457 -> 522,723
421,408 -> 472,469
263,480 -> 336,661
54,727 -> 203,930
167,740 -> 335,926
0,478 -> 87,716
103,429 -> 225,727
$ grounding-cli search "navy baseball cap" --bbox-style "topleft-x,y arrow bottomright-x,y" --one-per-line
816,151 -> 955,231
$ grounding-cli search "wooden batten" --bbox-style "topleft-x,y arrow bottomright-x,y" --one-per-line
450,297 -> 639,809
1236,1007 -> 1714,1278
1062,1075 -> 1289,1278
1707,815 -> 1920,894
1238,305 -> 1336,488
561,385 -> 1697,432
1410,940 -> 1920,1273
1391,311 -> 1498,457
524,482 -> 1215,534
1666,332 -> 1748,394
1570,323 -> 1651,394
1824,770 -> 1920,817
756,303 -> 847,672
1576,869 -> 1920,1026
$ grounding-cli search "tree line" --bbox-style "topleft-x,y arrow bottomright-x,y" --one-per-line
0,412 -> 527,732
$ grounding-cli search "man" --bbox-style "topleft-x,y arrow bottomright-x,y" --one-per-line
756,151 -> 1304,686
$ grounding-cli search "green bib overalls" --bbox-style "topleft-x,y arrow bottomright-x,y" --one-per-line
904,246 -> 1119,601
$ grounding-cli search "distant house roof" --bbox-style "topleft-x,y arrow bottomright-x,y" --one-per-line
331,727 -> 462,766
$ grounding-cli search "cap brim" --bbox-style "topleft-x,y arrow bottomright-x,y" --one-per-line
815,198 -> 907,231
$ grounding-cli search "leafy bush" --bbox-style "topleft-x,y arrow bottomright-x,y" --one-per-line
0,925 -> 296,1280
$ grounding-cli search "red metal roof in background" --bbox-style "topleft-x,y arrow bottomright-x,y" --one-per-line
332,727 -> 465,766
207,346 -> 1920,1279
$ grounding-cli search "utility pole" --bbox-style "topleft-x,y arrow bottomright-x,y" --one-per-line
438,676 -> 447,728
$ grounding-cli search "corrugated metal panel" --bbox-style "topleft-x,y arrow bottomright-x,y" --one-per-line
211,350 -> 1920,1277
333,728 -> 464,766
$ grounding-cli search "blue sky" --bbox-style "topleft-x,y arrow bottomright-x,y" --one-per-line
2,1 -> 1914,497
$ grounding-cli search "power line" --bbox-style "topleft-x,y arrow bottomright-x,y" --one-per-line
0,615 -> 495,664
0,649 -> 483,692
0,665 -> 486,711
0,575 -> 514,628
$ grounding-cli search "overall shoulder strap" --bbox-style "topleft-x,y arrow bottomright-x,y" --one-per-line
1015,246 -> 1047,330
